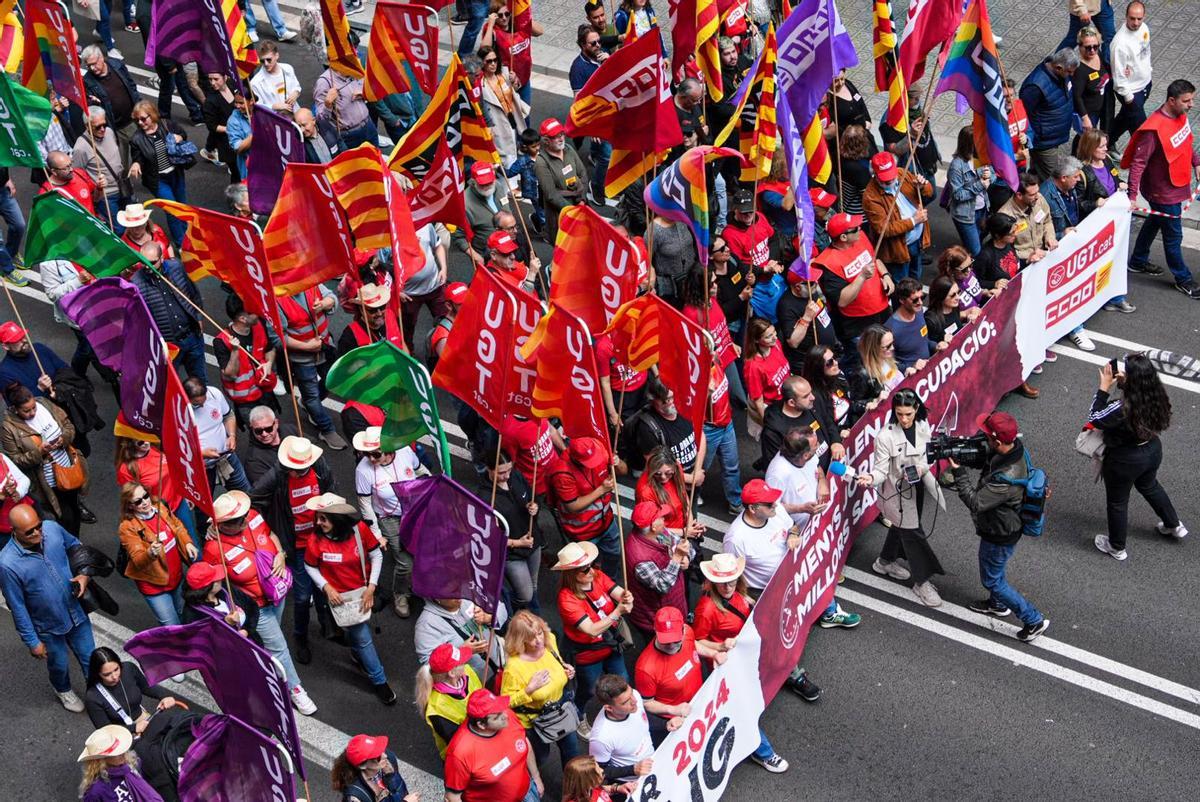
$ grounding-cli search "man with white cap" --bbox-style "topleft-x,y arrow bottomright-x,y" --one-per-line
77,724 -> 162,800
352,425 -> 422,617
249,435 -> 338,663
201,490 -> 317,714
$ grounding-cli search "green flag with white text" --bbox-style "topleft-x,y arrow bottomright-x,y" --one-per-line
326,340 -> 453,474
23,192 -> 151,276
0,74 -> 52,167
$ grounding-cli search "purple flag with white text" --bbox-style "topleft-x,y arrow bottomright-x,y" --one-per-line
391,475 -> 507,614
124,616 -> 305,778
247,105 -> 304,216
145,0 -> 239,81
179,715 -> 297,802
775,99 -> 817,279
775,0 -> 859,144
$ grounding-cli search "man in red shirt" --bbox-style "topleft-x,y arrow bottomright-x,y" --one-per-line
814,213 -> 894,348
39,151 -> 100,215
486,230 -> 538,294
444,689 -> 543,802
547,437 -> 622,578
722,189 -> 780,269
634,607 -> 725,745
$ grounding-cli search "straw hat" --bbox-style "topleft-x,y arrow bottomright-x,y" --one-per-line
550,541 -> 600,571
351,426 -> 383,453
77,725 -> 133,762
278,435 -> 323,470
304,492 -> 347,512
212,490 -> 252,523
699,553 -> 746,584
116,203 -> 151,228
355,283 -> 390,309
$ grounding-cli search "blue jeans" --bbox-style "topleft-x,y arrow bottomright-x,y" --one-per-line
341,118 -> 379,150
204,451 -> 251,495
953,210 -> 984,257
256,599 -> 302,689
516,80 -> 532,109
752,729 -> 777,760
97,0 -> 116,50
173,501 -> 198,542
504,546 -> 542,610
344,621 -> 387,684
715,173 -> 728,230
587,518 -> 623,580
142,583 -> 185,627
97,194 -> 123,234
886,238 -> 922,283
244,0 -> 289,37
702,422 -> 742,508
0,185 -> 25,273
530,726 -> 581,768
589,138 -> 612,200
155,170 -> 189,245
290,360 -> 336,433
574,650 -> 628,715
172,330 -> 207,382
521,782 -> 541,802
1132,201 -> 1193,286
1058,0 -> 1115,61
458,0 -> 489,57
977,540 -> 1042,627
43,620 -> 96,693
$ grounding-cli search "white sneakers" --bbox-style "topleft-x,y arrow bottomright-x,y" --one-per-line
291,686 -> 317,715
912,581 -> 943,607
247,29 -> 260,43
1157,521 -> 1188,540
279,29 -> 299,42
1094,534 -> 1128,561
1067,329 -> 1096,351
871,558 -> 911,581
57,689 -> 85,713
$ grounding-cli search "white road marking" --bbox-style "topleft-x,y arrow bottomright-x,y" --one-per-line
1048,344 -> 1200,394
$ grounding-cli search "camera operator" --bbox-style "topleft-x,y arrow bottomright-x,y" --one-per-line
857,389 -> 946,607
946,411 -> 1049,643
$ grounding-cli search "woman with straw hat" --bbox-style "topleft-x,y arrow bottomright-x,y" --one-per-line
77,724 -> 164,802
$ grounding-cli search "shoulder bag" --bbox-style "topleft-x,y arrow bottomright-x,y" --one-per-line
163,127 -> 198,169
516,645 -> 580,743
249,538 -> 293,606
1074,425 -> 1105,482
328,528 -> 372,628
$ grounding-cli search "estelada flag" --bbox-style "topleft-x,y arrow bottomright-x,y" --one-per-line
367,2 -> 439,99
319,0 -> 364,79
604,295 -> 713,443
263,162 -> 358,297
550,205 -> 640,334
145,199 -> 282,334
22,0 -> 86,105
519,304 -> 609,450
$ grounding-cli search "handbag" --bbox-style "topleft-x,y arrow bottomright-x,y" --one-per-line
1074,426 -> 1106,483
328,527 -> 372,628
523,647 -> 580,743
91,142 -> 134,199
40,434 -> 87,490
163,130 -> 198,169
252,546 -> 293,606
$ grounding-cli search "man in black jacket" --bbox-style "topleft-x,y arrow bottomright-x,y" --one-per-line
758,376 -> 844,471
81,47 -> 139,155
949,411 -> 1050,643
294,108 -> 343,164
130,243 -> 205,381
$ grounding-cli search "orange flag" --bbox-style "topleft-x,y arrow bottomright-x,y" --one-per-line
550,205 -> 640,333
263,163 -> 357,296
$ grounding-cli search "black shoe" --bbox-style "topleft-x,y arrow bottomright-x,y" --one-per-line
921,252 -> 933,265
374,682 -> 398,705
79,504 -> 97,525
450,13 -> 468,24
1127,262 -> 1164,275
295,638 -> 312,665
967,598 -> 1011,617
1174,281 -> 1200,299
786,672 -> 821,702
1016,618 -> 1050,642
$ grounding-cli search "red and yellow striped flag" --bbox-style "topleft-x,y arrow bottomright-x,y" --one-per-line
325,144 -> 392,251
605,148 -> 668,199
802,114 -> 831,185
696,0 -> 722,101
872,0 -> 908,134
222,0 -> 259,79
0,3 -> 21,74
365,3 -> 413,100
320,0 -> 365,79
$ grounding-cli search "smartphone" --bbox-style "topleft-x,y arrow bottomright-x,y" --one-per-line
902,464 -> 921,484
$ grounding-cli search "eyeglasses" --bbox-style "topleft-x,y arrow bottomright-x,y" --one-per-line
586,39 -> 601,47
1081,44 -> 1099,51
882,342 -> 895,350
251,425 -> 275,435
483,57 -> 498,64
824,357 -> 838,367
134,115 -> 151,122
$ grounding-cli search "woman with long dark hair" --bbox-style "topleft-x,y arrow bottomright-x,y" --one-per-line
330,734 -> 419,802
1089,354 -> 1185,560
945,125 -> 991,255
84,647 -> 177,734
924,275 -> 982,346
800,344 -> 869,437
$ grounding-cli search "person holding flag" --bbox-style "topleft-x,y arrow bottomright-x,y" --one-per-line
214,294 -> 281,428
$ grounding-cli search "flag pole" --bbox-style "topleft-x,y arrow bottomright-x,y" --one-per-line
489,433 -> 504,509
525,455 -> 538,539
1,282 -> 48,378
609,387 -> 628,588
276,343 -> 306,437
504,183 -> 549,298
146,265 -> 268,370
829,89 -> 843,213
84,124 -> 117,230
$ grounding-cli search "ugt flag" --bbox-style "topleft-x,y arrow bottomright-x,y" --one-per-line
178,715 -> 297,802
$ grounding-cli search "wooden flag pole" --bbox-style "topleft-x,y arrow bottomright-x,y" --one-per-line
147,265 -> 268,371
524,455 -> 538,539
609,387 -> 629,588
84,123 -> 117,230
504,181 -> 549,298
1,281 -> 47,377
276,343 -> 306,437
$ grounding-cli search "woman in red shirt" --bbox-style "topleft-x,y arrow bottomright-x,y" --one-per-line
561,755 -> 636,801
553,542 -> 633,714
634,447 -> 703,540
481,0 -> 544,108
743,317 -> 791,439
115,436 -> 197,538
117,482 -> 197,626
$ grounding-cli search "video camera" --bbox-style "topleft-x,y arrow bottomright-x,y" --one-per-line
926,433 -> 990,470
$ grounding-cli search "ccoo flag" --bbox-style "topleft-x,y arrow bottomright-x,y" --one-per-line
246,105 -> 305,216
775,0 -> 858,137
644,145 -> 743,267
146,0 -> 251,83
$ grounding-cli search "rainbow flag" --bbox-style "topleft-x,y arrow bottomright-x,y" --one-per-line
22,0 -> 86,105
644,145 -> 743,267
935,0 -> 1017,186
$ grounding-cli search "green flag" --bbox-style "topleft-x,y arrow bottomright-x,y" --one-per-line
326,340 -> 453,475
0,74 -> 52,168
24,192 -> 151,276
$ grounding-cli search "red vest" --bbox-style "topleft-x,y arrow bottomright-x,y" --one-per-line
1121,109 -> 1195,188
217,325 -> 274,403
349,317 -> 405,350
1008,100 -> 1029,166
344,400 -> 385,427
278,289 -> 330,345
548,458 -> 614,540
813,240 -> 889,319
623,532 -> 688,633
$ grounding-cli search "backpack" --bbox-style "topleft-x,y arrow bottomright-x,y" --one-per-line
994,449 -> 1049,537
618,408 -> 663,474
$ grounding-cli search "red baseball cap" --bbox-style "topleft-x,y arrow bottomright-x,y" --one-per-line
975,411 -> 1019,444
487,230 -> 519,255
654,607 -> 685,644
539,118 -> 564,137
466,689 -> 511,719
809,187 -> 837,209
429,642 -> 473,674
870,151 -> 899,182
445,282 -> 469,305
741,478 -> 782,505
345,734 -> 388,766
568,437 -> 608,470
0,321 -> 26,344
469,161 -> 496,186
632,501 -> 672,529
184,561 -> 226,590
826,212 -> 863,238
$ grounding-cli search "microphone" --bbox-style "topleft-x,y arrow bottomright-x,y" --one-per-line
828,461 -> 861,481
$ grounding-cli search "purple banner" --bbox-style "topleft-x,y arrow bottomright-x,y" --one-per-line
391,475 -> 507,614
247,106 -> 304,216
61,278 -> 169,436
179,715 -> 297,802
124,616 -> 305,779
145,0 -> 239,81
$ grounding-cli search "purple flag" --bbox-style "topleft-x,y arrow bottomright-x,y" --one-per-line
391,475 -> 507,614
179,715 -> 297,802
247,106 -> 304,216
61,278 -> 169,435
145,0 -> 238,80
775,100 -> 817,279
775,0 -> 860,141
125,616 -> 305,779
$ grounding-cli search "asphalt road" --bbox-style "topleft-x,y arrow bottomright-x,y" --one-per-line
1,19 -> 1199,802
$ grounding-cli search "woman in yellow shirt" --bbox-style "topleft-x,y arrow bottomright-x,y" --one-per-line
500,610 -> 581,768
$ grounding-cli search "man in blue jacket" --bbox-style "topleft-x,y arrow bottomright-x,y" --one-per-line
130,242 -> 206,381
0,505 -> 95,712
1019,49 -> 1081,180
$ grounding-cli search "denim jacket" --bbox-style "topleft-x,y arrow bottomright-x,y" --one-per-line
505,154 -> 540,205
0,521 -> 88,648
1039,178 -> 1081,239
946,157 -> 988,224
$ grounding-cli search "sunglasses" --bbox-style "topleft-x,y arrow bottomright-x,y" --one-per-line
824,357 -> 838,366
131,493 -> 150,505
134,115 -> 151,122
483,57 -> 498,64
16,523 -> 43,536
883,342 -> 896,350
92,122 -> 107,129
251,425 -> 275,435
577,565 -> 595,574
366,451 -> 384,459
1081,44 -> 1099,51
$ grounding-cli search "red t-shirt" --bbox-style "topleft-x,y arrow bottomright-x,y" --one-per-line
133,513 -> 184,597
499,416 -> 556,495
634,626 -> 703,709
682,304 -> 736,370
40,170 -> 97,214
634,473 -> 685,530
691,592 -> 751,644
304,522 -> 379,593
287,470 -> 321,550
122,224 -> 175,260
493,27 -> 533,86
557,570 -> 618,664
743,343 -> 790,404
116,448 -> 183,509
443,711 -> 532,802
202,512 -> 276,606
707,364 -> 732,428
593,333 -> 648,393
721,212 -> 773,267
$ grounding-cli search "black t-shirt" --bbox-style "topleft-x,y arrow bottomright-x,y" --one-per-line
634,411 -> 698,472
212,321 -> 280,373
776,290 -> 838,372
925,306 -> 964,345
713,262 -> 748,332
98,69 -> 134,127
975,243 -> 1020,289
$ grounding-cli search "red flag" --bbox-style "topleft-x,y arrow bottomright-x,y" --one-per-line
368,3 -> 438,98
897,0 -> 965,84
550,205 -> 640,333
263,163 -> 357,296
163,357 -> 215,515
519,304 -> 608,448
407,139 -> 472,237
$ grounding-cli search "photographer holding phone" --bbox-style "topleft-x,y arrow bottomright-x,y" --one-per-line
857,389 -> 946,607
